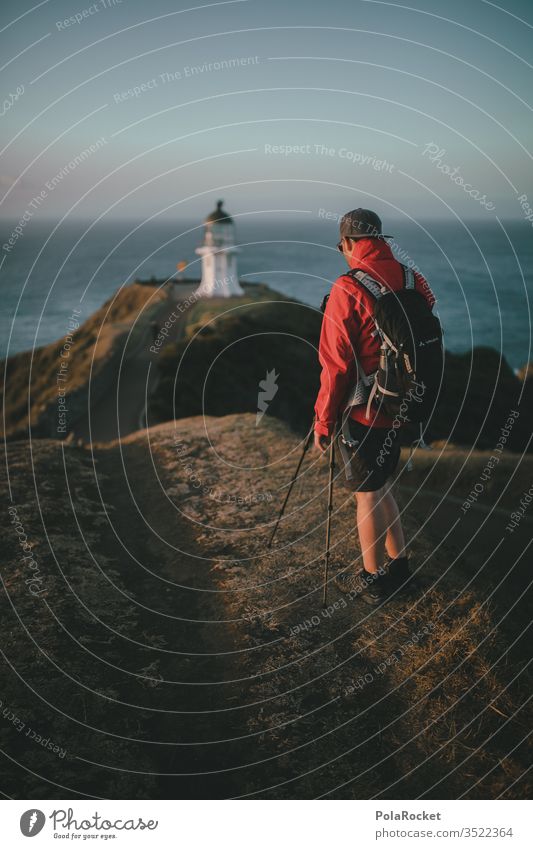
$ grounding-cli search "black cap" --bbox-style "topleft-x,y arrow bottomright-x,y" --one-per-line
339,208 -> 392,240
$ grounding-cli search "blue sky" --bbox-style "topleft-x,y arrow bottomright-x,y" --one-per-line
1,0 -> 532,223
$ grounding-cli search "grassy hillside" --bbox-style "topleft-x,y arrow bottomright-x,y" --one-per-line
150,284 -> 322,434
1,282 -> 167,440
428,346 -> 533,452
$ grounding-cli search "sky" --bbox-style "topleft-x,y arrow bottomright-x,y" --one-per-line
1,0 -> 532,224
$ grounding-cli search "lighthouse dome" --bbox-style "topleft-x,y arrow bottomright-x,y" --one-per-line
205,199 -> 233,224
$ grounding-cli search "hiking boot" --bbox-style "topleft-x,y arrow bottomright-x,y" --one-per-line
385,556 -> 414,595
334,567 -> 388,606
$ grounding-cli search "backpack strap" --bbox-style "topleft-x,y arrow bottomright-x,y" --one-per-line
346,268 -> 386,300
347,265 -> 415,294
342,269 -> 383,413
402,265 -> 415,289
344,266 -> 410,418
344,368 -> 377,408
345,270 -> 386,338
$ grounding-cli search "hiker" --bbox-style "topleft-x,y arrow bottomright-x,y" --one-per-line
314,208 -> 438,605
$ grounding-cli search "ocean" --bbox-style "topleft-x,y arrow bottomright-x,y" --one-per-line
1,217 -> 532,369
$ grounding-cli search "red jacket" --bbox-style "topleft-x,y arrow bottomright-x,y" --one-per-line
314,238 -> 436,436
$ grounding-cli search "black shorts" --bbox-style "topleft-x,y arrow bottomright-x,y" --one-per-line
336,417 -> 401,492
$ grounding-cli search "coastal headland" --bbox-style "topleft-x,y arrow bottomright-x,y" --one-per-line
1,279 -> 532,799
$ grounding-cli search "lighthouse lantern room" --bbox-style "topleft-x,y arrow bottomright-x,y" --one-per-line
195,200 -> 243,297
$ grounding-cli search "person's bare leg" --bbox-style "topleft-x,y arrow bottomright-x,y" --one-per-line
382,486 -> 406,559
354,487 -> 388,573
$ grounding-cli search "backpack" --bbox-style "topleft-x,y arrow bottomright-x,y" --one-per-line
346,265 -> 443,425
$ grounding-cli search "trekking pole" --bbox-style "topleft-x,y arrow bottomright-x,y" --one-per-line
266,420 -> 315,549
322,436 -> 335,609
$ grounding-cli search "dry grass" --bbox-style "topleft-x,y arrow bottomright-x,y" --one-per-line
2,412 -> 530,799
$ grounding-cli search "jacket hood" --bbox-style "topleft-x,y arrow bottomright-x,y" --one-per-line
345,237 -> 395,271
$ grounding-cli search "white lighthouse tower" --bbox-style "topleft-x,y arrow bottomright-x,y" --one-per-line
195,200 -> 243,297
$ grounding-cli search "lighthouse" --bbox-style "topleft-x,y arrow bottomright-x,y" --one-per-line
195,200 -> 243,297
